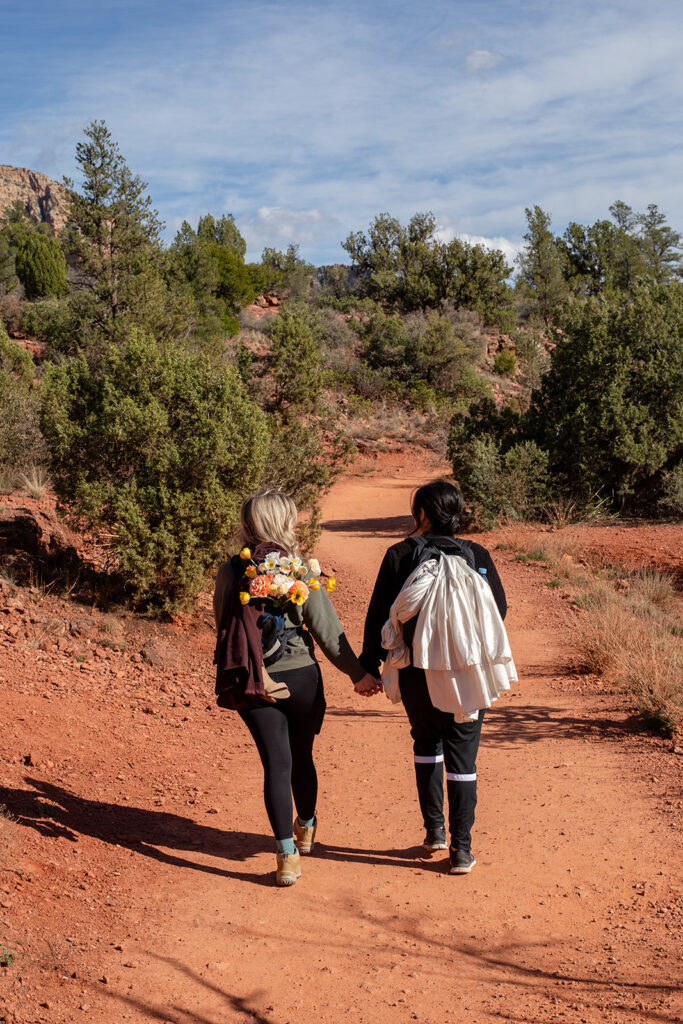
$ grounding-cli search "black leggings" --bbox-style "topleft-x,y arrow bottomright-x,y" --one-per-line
239,662 -> 325,841
399,664 -> 484,852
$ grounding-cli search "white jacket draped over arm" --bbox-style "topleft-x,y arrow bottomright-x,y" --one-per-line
380,556 -> 517,722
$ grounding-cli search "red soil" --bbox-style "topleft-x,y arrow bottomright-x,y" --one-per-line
1,453 -> 681,1023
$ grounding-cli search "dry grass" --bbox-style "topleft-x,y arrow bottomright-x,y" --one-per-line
347,404 -> 446,452
569,591 -> 626,675
19,466 -> 50,500
501,527 -> 683,735
543,493 -> 617,528
628,568 -> 679,616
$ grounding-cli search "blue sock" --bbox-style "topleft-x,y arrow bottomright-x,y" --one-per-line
297,816 -> 316,828
276,837 -> 296,855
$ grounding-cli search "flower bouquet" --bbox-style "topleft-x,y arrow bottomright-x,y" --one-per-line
237,547 -> 336,607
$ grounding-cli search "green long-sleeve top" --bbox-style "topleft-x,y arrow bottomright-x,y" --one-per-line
213,559 -> 365,684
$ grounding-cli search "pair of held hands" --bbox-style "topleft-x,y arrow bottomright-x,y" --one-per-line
353,672 -> 383,697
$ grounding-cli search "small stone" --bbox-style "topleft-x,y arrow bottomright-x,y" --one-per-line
207,807 -> 219,814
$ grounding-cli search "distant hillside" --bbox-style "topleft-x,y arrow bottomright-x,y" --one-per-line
0,165 -> 70,235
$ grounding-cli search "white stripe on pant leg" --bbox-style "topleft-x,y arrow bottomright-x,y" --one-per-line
446,772 -> 476,781
414,755 -> 444,764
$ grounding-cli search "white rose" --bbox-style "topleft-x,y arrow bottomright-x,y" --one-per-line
271,573 -> 292,598
308,558 -> 321,575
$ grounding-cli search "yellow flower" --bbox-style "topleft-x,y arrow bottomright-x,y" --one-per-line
288,581 -> 310,605
245,565 -> 257,578
326,577 -> 337,593
239,592 -> 251,605
308,578 -> 321,591
240,547 -> 251,560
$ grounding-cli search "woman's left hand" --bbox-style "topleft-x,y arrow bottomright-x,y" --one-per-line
354,672 -> 383,697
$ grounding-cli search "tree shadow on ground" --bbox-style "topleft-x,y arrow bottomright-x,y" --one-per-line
97,955 -> 274,1023
321,514 -> 413,538
484,703 -> 651,747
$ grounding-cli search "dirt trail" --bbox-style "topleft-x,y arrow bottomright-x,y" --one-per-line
1,459 -> 681,1023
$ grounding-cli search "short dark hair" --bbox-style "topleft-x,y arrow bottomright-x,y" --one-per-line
411,479 -> 465,535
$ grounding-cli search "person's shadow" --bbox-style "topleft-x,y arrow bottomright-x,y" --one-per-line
2,777 -> 276,886
3,777 -> 443,883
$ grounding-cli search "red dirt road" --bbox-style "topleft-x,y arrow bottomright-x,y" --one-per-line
1,457 -> 681,1023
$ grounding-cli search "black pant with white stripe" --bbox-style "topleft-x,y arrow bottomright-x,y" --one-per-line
398,664 -> 485,853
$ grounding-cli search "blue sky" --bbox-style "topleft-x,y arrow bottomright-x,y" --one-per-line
1,0 -> 682,264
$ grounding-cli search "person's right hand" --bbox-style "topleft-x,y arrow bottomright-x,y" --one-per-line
354,672 -> 383,697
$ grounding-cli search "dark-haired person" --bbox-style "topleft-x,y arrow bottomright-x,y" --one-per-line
360,479 -> 508,874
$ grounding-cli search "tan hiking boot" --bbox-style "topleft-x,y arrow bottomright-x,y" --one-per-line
276,849 -> 301,886
293,817 -> 317,854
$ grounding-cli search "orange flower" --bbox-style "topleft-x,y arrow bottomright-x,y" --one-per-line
288,580 -> 310,605
240,547 -> 251,560
245,565 -> 257,578
249,574 -> 274,598
308,578 -> 321,591
239,592 -> 250,605
326,576 -> 337,593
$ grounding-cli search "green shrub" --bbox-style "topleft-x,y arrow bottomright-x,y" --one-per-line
262,412 -> 354,549
0,325 -> 45,474
500,441 -> 551,518
449,365 -> 493,408
40,332 -> 268,612
22,294 -> 106,358
451,435 -> 549,527
270,307 -> 324,412
266,306 -> 353,546
493,349 -> 517,375
658,463 -> 683,516
490,308 -> 517,334
526,282 -> 683,509
15,233 -> 69,300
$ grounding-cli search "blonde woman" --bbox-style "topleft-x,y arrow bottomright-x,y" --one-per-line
213,490 -> 380,886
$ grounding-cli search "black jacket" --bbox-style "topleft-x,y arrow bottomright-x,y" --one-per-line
360,535 -> 507,677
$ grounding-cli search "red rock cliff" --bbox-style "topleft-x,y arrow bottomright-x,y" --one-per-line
0,165 -> 70,235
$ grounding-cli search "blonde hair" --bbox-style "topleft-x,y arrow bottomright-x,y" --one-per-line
239,490 -> 299,555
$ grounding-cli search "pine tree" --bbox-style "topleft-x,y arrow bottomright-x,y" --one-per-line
637,204 -> 683,284
516,206 -> 568,325
65,120 -> 165,341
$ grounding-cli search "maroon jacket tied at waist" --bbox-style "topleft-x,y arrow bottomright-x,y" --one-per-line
215,542 -> 288,702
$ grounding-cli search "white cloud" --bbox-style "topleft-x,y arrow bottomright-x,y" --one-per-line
463,50 -> 504,72
239,205 -> 337,255
457,234 -> 523,271
435,218 -> 521,271
1,0 -> 683,264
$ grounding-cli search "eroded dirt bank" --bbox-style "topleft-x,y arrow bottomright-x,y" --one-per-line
1,454 -> 681,1023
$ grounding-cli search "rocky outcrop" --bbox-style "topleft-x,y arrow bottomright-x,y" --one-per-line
0,165 -> 70,236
